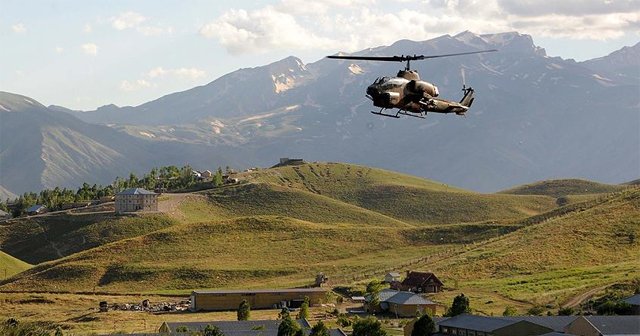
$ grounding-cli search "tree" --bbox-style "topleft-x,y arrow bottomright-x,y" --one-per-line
411,314 -> 435,336
352,317 -> 387,336
237,300 -> 250,321
366,280 -> 384,312
277,316 -> 301,336
297,296 -> 310,320
213,167 -> 224,186
502,306 -> 517,316
278,307 -> 291,319
558,306 -> 574,316
54,327 -> 65,336
526,305 -> 545,316
446,294 -> 471,316
204,324 -> 225,336
310,321 -> 330,336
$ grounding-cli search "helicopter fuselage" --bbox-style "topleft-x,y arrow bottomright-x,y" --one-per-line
365,69 -> 473,116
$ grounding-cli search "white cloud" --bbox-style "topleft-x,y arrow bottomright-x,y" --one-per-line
83,24 -> 92,33
81,43 -> 98,56
55,47 -> 64,54
111,11 -> 146,30
11,23 -> 26,33
119,79 -> 152,91
110,11 -> 173,36
199,0 -> 640,55
199,6 -> 336,54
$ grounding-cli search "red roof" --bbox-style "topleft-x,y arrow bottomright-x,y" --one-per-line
401,271 -> 443,287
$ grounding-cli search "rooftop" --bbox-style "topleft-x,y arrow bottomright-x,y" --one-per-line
583,315 -> 640,335
624,293 -> 640,306
116,188 -> 157,195
438,314 -> 517,332
192,288 -> 327,295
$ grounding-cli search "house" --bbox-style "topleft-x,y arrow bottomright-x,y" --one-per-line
26,204 -> 47,216
159,319 -> 347,335
366,289 -> 437,317
114,188 -> 158,214
384,272 -> 401,283
0,209 -> 11,220
190,288 -> 327,311
434,314 -> 554,336
624,293 -> 640,315
565,315 -> 640,336
394,271 -> 444,293
200,170 -> 213,179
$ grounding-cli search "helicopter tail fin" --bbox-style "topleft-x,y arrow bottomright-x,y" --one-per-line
459,87 -> 474,108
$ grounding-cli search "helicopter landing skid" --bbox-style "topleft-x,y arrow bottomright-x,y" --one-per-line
371,109 -> 400,118
398,111 -> 426,119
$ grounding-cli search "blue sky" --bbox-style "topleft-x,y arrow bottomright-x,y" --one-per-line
1,0 -> 638,110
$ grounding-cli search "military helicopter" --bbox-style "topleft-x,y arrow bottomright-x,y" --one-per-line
327,49 -> 496,118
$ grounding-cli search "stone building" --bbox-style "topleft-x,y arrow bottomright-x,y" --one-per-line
115,188 -> 158,214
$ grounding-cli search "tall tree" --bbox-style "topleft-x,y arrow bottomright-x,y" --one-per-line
297,296 -> 310,320
237,300 -> 250,321
446,294 -> 471,317
277,316 -> 301,336
411,314 -> 435,336
310,321 -> 330,336
366,280 -> 384,312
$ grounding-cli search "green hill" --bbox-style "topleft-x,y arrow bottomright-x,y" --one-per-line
2,162 -> 632,300
0,251 -> 31,279
243,163 -> 557,225
0,213 -> 177,264
424,189 -> 640,305
499,178 -> 629,198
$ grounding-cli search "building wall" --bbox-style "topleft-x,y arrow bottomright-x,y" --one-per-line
388,303 -> 436,317
115,194 -> 158,214
192,290 -> 326,311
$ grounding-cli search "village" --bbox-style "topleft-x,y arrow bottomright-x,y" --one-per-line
1,158 -> 638,336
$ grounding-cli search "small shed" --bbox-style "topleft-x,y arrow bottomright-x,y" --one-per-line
384,272 -> 402,283
26,204 -> 47,216
201,170 -> 213,179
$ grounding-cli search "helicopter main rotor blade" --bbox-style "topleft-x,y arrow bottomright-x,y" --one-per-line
326,49 -> 497,62
326,55 -> 409,62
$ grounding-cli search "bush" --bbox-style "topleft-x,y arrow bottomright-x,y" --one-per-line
527,306 -> 545,316
502,306 -> 517,316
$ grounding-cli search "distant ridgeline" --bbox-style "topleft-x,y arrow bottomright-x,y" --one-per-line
1,164 -> 231,217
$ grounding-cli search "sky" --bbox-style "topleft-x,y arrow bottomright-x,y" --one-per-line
1,0 -> 638,111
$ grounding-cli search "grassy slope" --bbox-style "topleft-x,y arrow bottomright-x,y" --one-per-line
0,251 -> 31,279
0,213 -> 177,264
499,178 -> 629,198
425,189 -> 640,306
246,163 -> 557,225
3,162 -> 633,309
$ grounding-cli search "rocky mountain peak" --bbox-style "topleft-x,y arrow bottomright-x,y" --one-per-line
0,91 -> 46,113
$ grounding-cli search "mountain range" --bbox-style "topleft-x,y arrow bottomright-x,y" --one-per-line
1,31 -> 638,196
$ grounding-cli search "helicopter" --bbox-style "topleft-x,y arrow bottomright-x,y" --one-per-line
327,50 -> 496,119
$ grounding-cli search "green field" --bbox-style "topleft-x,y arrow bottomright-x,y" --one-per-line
0,162 -> 638,334
0,250 -> 31,279
499,178 -> 629,198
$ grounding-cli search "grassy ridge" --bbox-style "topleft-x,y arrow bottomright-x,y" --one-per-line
246,163 -> 557,225
499,178 -> 629,197
0,213 -> 177,264
0,251 -> 31,279
194,182 -> 413,227
425,189 -> 640,304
